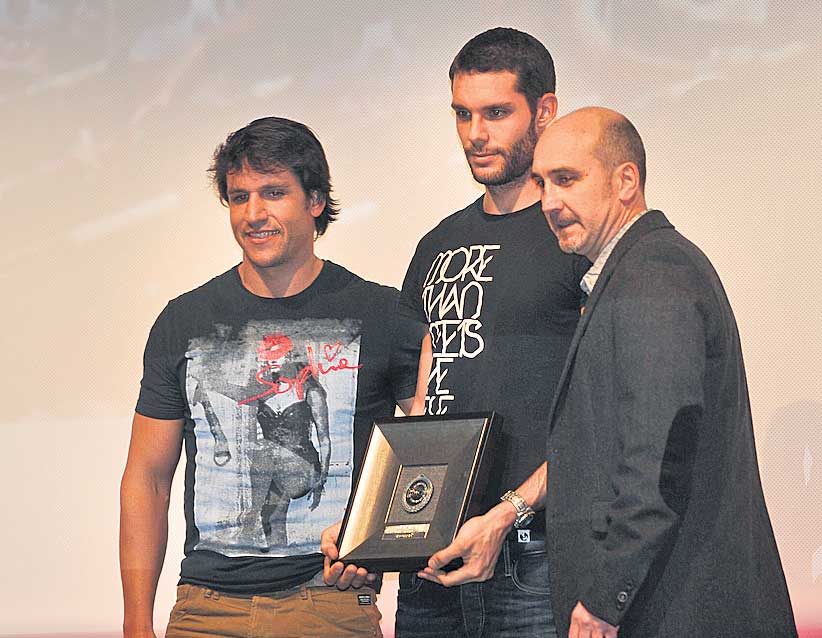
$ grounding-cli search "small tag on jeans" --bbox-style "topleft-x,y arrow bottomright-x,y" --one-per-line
357,593 -> 372,605
517,529 -> 531,543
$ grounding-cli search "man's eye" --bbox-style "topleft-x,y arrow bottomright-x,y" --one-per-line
487,109 -> 506,119
263,190 -> 284,199
455,110 -> 471,121
556,175 -> 573,186
230,194 -> 248,204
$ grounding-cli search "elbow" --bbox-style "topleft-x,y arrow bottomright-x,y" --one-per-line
120,465 -> 173,510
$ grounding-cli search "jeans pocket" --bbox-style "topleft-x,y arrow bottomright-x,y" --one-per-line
510,550 -> 551,596
397,572 -> 424,597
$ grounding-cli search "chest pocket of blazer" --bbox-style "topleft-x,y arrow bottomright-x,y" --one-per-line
591,501 -> 611,535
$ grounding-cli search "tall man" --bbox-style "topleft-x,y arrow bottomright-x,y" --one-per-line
394,28 -> 589,638
120,117 -> 421,638
532,107 -> 796,638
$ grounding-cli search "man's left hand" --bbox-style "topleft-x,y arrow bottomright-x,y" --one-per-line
568,601 -> 619,638
416,505 -> 513,587
320,521 -> 377,590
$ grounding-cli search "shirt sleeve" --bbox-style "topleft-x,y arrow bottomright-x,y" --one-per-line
581,259 -> 708,625
398,241 -> 428,325
135,302 -> 187,420
386,294 -> 427,402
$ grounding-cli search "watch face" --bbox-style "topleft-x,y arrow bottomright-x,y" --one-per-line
402,474 -> 434,513
515,510 -> 534,529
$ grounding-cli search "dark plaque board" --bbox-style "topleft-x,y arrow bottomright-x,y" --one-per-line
336,412 -> 500,571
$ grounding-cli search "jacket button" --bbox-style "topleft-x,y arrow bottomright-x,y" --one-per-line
616,591 -> 629,604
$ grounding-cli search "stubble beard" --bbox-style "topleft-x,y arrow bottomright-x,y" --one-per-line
468,121 -> 538,187
548,217 -> 585,256
239,231 -> 290,272
557,236 -> 583,255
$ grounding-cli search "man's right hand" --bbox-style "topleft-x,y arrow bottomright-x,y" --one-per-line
417,501 -> 515,587
320,521 -> 378,590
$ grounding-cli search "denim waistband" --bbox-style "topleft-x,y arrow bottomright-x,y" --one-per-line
503,528 -> 546,557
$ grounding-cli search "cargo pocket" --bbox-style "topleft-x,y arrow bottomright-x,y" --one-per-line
167,584 -> 192,625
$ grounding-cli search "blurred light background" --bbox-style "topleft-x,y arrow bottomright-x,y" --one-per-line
0,1 -> 820,635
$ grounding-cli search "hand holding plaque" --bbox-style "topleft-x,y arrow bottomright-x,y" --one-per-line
321,521 -> 377,590
334,412 -> 500,572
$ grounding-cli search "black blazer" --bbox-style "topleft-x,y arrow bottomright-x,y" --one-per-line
545,211 -> 796,637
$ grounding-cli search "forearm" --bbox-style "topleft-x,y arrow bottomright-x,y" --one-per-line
119,471 -> 171,636
515,461 -> 547,510
487,462 -> 548,530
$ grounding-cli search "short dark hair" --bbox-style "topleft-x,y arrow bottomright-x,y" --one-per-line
596,115 -> 647,189
449,27 -> 556,112
209,117 -> 339,236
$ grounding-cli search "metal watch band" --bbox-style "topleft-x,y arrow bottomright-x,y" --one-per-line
500,490 -> 535,529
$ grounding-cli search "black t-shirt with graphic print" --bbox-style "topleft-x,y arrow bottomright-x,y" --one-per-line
399,198 -> 589,513
136,261 -> 422,594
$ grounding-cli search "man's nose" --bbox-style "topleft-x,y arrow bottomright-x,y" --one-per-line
540,182 -> 561,215
245,193 -> 268,224
468,117 -> 489,147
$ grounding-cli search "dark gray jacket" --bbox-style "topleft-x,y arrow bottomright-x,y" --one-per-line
545,211 -> 796,637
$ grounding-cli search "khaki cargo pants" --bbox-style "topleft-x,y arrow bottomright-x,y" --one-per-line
166,583 -> 382,637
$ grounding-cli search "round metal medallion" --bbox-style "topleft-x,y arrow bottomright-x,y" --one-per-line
401,474 -> 434,513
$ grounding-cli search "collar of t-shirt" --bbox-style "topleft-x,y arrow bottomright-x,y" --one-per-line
580,210 -> 649,296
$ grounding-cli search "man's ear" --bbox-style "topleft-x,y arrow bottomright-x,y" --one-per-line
533,93 -> 558,134
614,162 -> 641,204
309,190 -> 325,218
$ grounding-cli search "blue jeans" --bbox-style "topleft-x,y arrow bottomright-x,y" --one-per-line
394,535 -> 557,638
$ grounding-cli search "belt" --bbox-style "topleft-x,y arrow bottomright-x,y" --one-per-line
503,528 -> 546,557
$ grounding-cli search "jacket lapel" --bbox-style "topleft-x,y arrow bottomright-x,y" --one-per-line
547,211 -> 673,430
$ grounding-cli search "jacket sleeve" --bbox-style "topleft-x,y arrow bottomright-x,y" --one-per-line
581,260 -> 708,625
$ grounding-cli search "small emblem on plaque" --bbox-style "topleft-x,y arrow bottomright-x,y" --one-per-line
402,474 -> 434,513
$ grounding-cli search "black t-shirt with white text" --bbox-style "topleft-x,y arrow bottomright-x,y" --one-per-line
399,198 -> 588,512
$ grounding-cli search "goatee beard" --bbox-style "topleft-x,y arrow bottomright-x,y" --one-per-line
468,123 -> 538,186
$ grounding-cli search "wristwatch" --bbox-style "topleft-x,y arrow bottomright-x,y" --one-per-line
500,490 -> 535,529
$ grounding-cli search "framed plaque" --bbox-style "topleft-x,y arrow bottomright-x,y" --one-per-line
336,412 -> 500,571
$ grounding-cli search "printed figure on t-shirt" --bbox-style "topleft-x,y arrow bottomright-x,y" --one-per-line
183,319 -> 361,557
191,331 -> 330,549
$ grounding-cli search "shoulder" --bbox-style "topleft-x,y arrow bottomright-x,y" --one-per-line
322,261 -> 399,309
624,227 -> 715,285
607,226 -> 725,325
164,267 -> 239,313
145,269 -> 238,335
412,198 -> 481,251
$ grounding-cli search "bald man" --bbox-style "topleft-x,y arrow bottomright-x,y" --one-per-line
531,108 -> 796,638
